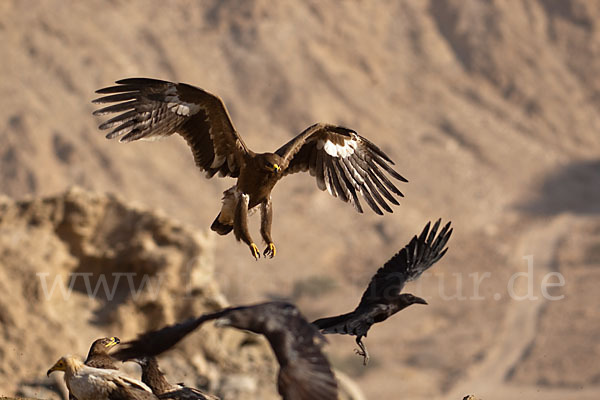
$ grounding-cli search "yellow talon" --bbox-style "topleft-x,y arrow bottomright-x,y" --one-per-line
263,243 -> 276,258
250,243 -> 260,260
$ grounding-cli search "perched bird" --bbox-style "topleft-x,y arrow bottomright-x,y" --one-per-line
312,219 -> 452,365
84,337 -> 121,369
93,78 -> 407,260
129,356 -> 219,400
47,355 -> 157,400
66,337 -> 122,400
113,302 -> 339,400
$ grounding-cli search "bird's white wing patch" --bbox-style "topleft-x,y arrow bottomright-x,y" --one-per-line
164,87 -> 201,116
318,138 -> 358,158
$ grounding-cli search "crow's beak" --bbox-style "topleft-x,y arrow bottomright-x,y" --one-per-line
415,297 -> 428,305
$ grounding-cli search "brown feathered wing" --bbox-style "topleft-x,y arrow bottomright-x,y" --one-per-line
93,78 -> 248,178
275,123 -> 407,215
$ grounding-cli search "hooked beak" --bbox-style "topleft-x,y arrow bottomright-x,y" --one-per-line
47,362 -> 64,377
105,337 -> 120,348
273,164 -> 281,173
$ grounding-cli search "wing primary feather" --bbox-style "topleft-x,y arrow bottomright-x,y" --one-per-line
371,155 -> 408,182
322,160 -> 337,197
336,158 -> 362,212
115,77 -> 172,86
93,100 -> 138,116
105,119 -> 135,139
308,147 -> 318,176
121,128 -> 151,142
94,85 -> 142,94
354,149 -> 404,196
362,173 -> 392,213
427,219 -> 442,243
326,157 -> 348,202
92,92 -> 139,104
98,110 -> 139,130
360,183 -> 383,215
346,155 -> 367,185
366,167 -> 400,205
315,149 -> 326,191
370,163 -> 404,196
356,135 -> 393,161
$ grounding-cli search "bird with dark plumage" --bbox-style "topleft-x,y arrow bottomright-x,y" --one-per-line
93,78 -> 407,260
66,337 -> 121,400
129,356 -> 219,400
84,337 -> 121,369
312,219 -> 452,365
112,302 -> 338,400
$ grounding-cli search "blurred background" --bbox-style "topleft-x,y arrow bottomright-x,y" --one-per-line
1,0 -> 599,399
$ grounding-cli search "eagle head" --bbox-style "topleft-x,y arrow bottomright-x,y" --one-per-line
260,153 -> 283,173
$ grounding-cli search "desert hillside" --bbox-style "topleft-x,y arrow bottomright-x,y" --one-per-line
1,0 -> 600,399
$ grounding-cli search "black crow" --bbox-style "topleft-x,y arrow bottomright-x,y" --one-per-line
312,219 -> 452,364
113,302 -> 338,400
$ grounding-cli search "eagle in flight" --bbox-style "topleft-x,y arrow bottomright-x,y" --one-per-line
93,78 -> 407,260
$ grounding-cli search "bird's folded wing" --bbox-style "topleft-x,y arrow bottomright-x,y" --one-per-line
275,123 -> 407,215
158,386 -> 219,400
93,78 -> 248,178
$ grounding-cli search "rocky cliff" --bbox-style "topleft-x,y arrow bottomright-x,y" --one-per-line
0,188 -> 362,399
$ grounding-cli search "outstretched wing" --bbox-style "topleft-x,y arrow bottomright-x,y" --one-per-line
93,78 -> 248,178
358,219 -> 453,307
275,123 -> 407,215
111,313 -> 221,361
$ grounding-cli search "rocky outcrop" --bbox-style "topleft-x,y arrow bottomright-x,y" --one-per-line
0,188 -> 361,399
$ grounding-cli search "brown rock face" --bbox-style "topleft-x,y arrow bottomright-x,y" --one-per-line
0,188 -> 362,400
0,189 -> 262,399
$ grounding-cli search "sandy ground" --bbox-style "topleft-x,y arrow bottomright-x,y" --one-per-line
1,0 -> 600,399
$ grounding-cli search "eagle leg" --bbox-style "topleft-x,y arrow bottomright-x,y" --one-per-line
260,198 -> 276,258
354,336 -> 370,365
234,194 -> 260,260
250,243 -> 261,260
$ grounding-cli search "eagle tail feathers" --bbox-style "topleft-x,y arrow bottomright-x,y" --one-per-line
211,213 -> 233,235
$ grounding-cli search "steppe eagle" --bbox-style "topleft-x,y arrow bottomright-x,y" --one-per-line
93,78 -> 407,260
